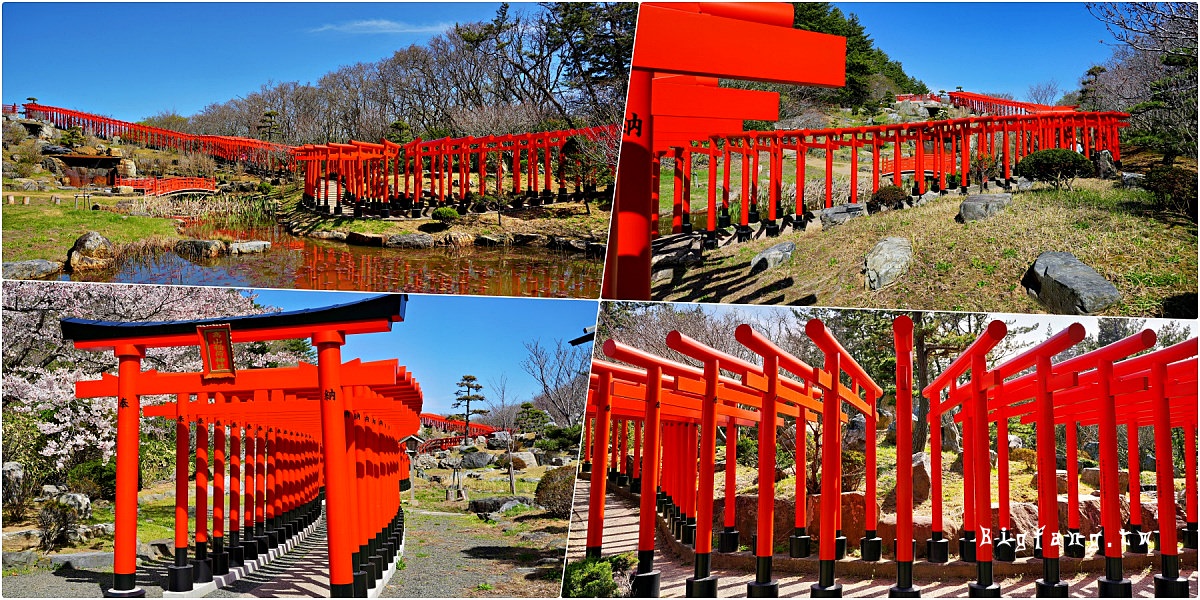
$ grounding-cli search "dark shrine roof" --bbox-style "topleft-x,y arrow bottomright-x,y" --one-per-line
60,293 -> 405,343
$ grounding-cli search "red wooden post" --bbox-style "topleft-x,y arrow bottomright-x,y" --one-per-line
790,408 -> 811,558
606,64 -> 653,300
111,345 -> 146,596
229,421 -> 243,568
721,421 -> 740,553
586,371 -> 613,558
752,352 -> 780,596
314,331 -> 357,597
891,316 -> 919,595
168,394 -> 193,592
672,146 -> 684,234
213,420 -> 229,576
195,417 -> 213,582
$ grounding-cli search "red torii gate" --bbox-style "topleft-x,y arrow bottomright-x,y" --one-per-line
295,126 -> 617,219
115,176 -> 218,197
62,294 -> 421,598
583,318 -> 876,599
947,91 -> 1078,116
606,1 -> 847,300
24,103 -> 293,172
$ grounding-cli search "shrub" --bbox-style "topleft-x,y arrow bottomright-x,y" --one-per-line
37,500 -> 79,552
562,558 -> 618,597
496,454 -> 528,470
535,465 -> 576,518
736,435 -> 759,468
1010,447 -> 1039,472
535,424 -> 582,453
431,206 -> 459,224
67,459 -> 117,501
1143,165 -> 1197,219
871,185 -> 908,209
841,450 -> 866,491
257,181 -> 274,196
1015,149 -> 1094,190
3,473 -> 38,523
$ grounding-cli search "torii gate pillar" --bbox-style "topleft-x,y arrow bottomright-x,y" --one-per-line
109,345 -> 147,598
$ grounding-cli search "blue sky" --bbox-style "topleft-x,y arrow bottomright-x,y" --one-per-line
833,3 -> 1121,101
2,2 -> 506,121
246,290 -> 598,416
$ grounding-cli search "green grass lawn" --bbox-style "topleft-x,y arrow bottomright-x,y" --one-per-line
1,192 -> 181,263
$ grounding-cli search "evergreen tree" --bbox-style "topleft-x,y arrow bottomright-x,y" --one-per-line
452,375 -> 489,437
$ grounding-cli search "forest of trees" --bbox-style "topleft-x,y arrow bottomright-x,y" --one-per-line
1072,3 -> 1197,164
140,3 -> 635,148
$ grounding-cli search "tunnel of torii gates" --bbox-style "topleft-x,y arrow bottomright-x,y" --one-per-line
60,295 -> 427,599
20,103 -> 617,218
580,317 -> 1199,599
602,1 -> 1130,300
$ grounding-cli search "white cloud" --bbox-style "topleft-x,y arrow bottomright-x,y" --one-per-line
309,19 -> 451,35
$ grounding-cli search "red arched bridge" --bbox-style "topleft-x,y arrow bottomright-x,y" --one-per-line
115,176 -> 217,197
18,103 -> 618,218
61,294 -> 422,598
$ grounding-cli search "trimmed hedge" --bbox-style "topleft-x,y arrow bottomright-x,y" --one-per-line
1015,149 -> 1093,190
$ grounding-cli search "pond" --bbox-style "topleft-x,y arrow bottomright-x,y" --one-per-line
62,223 -> 604,298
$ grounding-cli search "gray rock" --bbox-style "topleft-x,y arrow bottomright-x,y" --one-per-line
460,451 -> 494,469
346,231 -> 386,246
1121,172 -> 1145,189
863,237 -> 912,290
3,259 -> 63,280
48,551 -> 112,570
843,414 -> 867,451
512,233 -> 545,247
498,499 -> 531,513
486,432 -> 512,450
548,237 -> 588,252
1008,434 -> 1023,449
942,421 -> 962,453
1083,441 -> 1100,460
58,492 -> 92,519
67,231 -> 115,272
2,462 -> 24,501
174,239 -> 228,260
2,550 -> 37,569
475,233 -> 513,247
468,495 -> 533,514
385,233 -> 435,249
1141,454 -> 1156,472
818,203 -> 867,227
749,241 -> 796,274
228,241 -> 271,254
586,242 -> 607,259
1023,251 -> 1121,315
414,454 -> 439,470
41,144 -> 71,155
510,451 -> 538,468
41,484 -> 62,498
550,456 -> 568,466
310,230 -> 349,241
1094,150 -> 1117,179
958,193 -> 1012,222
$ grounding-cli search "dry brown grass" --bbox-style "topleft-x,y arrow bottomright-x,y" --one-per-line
654,179 -> 1196,317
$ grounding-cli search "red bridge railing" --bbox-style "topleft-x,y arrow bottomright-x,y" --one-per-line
418,413 -> 497,437
116,176 -> 217,196
2,103 -> 19,116
895,93 -> 942,103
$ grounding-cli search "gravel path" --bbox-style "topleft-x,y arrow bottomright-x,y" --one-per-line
567,479 -> 1199,598
380,508 -> 565,598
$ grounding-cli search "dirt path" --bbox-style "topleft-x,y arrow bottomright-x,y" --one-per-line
379,508 -> 565,598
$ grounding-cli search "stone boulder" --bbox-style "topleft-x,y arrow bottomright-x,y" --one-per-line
67,231 -> 115,272
174,240 -> 228,260
57,492 -> 92,519
1083,441 -> 1100,460
863,237 -> 912,290
958,193 -> 1012,222
1022,251 -> 1121,315
749,242 -> 796,275
346,231 -> 386,247
842,414 -> 867,451
1121,172 -> 1145,189
228,241 -> 270,254
414,454 -> 439,471
385,233 -> 435,249
486,432 -> 513,450
3,259 -> 63,280
460,451 -> 494,469
475,233 -> 513,247
1008,435 -> 1023,449
911,452 -> 932,504
2,462 -> 24,501
1030,470 -> 1069,494
805,492 -> 867,545
512,233 -> 546,247
468,495 -> 533,514
510,451 -> 538,468
440,231 -> 475,247
818,203 -> 867,227
1081,467 -> 1129,490
548,237 -> 588,253
942,421 -> 962,453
